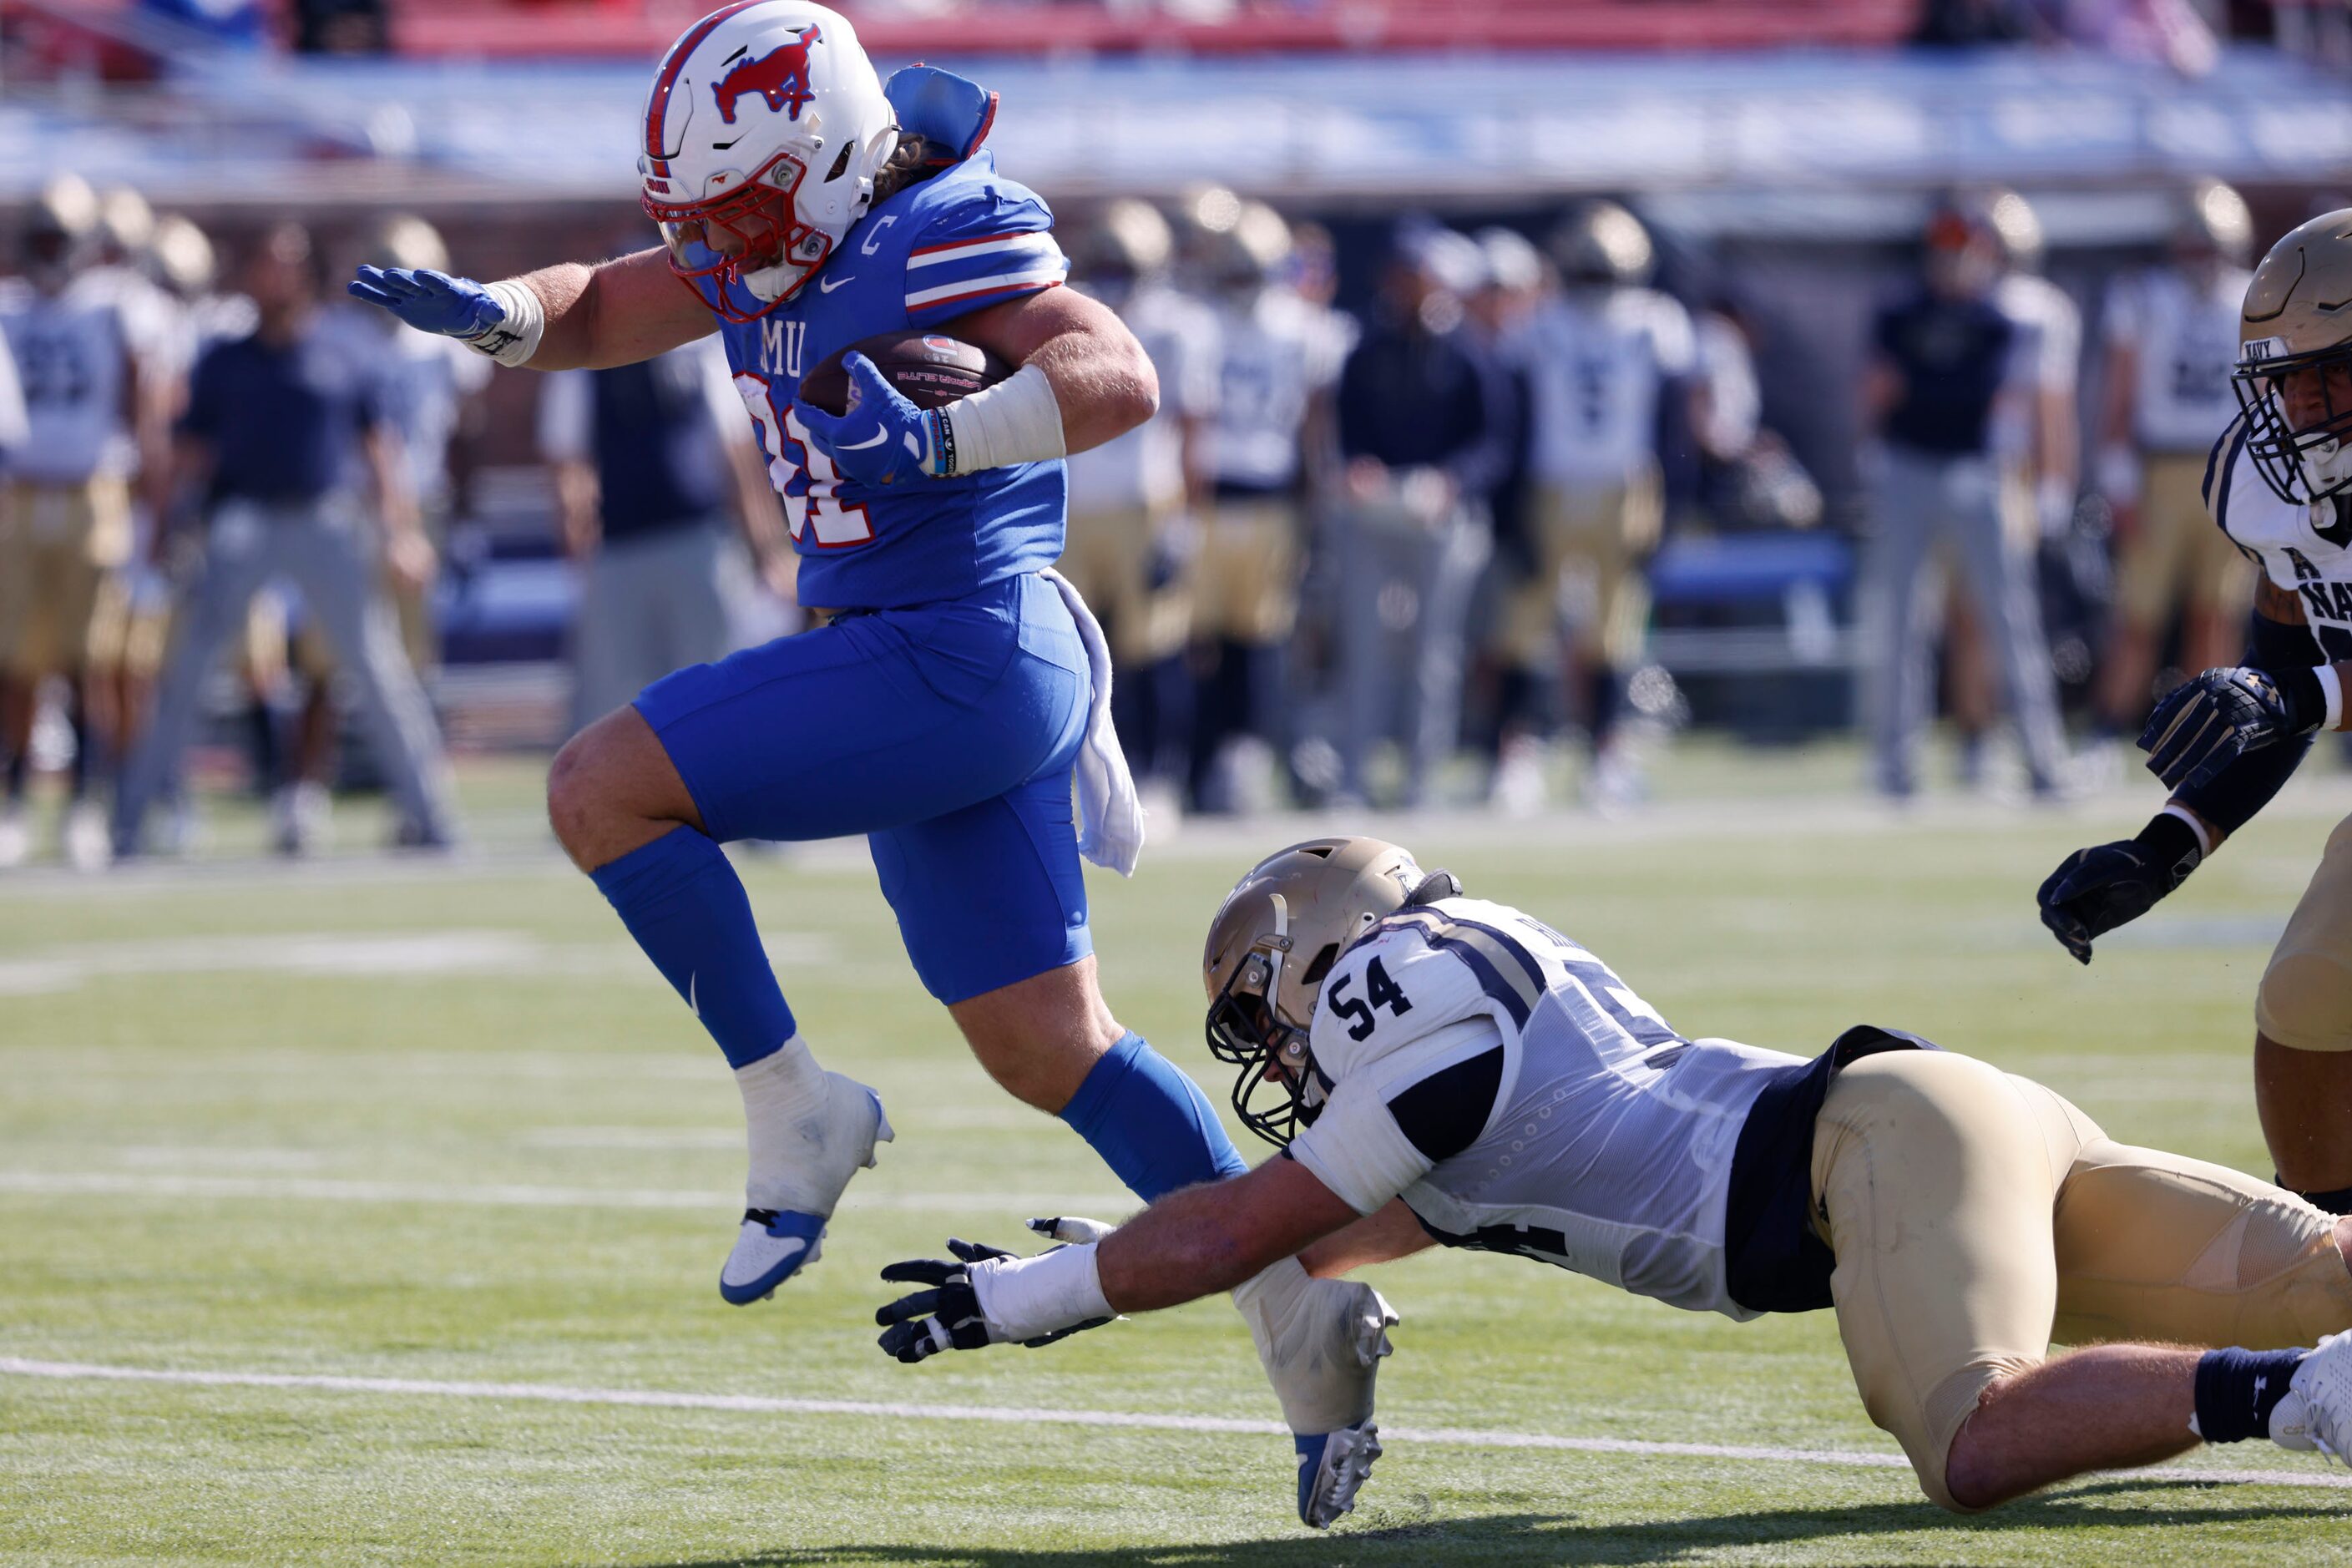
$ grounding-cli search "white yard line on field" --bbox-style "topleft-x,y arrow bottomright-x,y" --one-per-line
0,1170 -> 1127,1215
2,1356 -> 2346,1494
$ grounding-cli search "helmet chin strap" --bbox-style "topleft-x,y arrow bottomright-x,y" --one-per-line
741,259 -> 800,301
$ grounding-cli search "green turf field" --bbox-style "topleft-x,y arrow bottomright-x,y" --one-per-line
6,744 -> 2352,1565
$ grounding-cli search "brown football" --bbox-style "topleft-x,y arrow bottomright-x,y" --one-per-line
797,331 -> 1014,416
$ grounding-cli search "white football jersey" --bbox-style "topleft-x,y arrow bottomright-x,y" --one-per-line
1522,286 -> 1694,488
1065,283 -> 1218,514
1991,272 -> 2081,461
2104,264 -> 2252,454
2208,413 -> 2352,660
0,285 -> 133,484
321,302 -> 492,510
1283,897 -> 1803,1320
1207,285 -> 1348,493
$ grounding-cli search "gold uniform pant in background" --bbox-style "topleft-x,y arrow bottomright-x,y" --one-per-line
0,476 -> 133,679
1057,503 -> 1191,667
2111,450 -> 2257,630
1809,1050 -> 2352,1510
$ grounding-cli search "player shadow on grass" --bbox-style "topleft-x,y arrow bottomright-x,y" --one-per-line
618,1481 -> 2349,1567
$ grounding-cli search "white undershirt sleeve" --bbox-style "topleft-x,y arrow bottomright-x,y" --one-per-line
1285,1080 -> 1433,1217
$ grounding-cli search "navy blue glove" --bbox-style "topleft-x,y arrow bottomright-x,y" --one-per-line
792,353 -> 944,487
347,266 -> 506,345
2140,665 -> 2326,792
873,1237 -> 1110,1364
2037,812 -> 2204,964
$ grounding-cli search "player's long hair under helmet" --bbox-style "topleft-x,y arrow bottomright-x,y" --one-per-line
638,1 -> 898,322
1201,837 -> 1453,1147
2236,208 -> 2352,506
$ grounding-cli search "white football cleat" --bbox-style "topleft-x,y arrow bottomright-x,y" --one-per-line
718,1070 -> 891,1305
2273,1331 -> 2352,1462
0,805 -> 28,869
1232,1258 -> 1399,1527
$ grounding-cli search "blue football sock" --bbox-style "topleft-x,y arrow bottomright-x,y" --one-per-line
1060,1031 -> 1247,1201
588,826 -> 796,1070
2194,1346 -> 2306,1443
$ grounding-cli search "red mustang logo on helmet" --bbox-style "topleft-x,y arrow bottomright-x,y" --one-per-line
712,25 -> 821,125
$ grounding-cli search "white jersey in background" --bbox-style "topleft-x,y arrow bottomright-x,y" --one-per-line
68,263 -> 177,379
2106,265 -> 2253,454
1283,896 -> 1802,1321
1065,283 -> 1218,515
0,284 -> 134,484
1522,286 -> 1694,488
1991,271 -> 2081,464
1207,285 -> 1348,492
321,303 -> 492,513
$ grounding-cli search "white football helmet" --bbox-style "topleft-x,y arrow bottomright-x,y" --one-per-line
638,1 -> 898,320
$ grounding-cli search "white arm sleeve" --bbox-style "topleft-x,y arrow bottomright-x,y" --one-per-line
535,369 -> 591,465
1285,1080 -> 1433,1218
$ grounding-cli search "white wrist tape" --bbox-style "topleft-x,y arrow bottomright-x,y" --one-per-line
2161,803 -> 2216,859
970,1242 -> 1110,1342
2320,665 -> 2344,732
938,361 -> 1065,476
470,280 -> 546,368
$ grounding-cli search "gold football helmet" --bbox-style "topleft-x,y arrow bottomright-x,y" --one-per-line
2235,207 -> 2352,504
1201,837 -> 1449,1146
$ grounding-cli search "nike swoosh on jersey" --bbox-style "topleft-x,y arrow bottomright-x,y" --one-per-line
819,275 -> 856,294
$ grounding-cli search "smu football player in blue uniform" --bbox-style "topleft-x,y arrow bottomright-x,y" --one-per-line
347,1 -> 1394,1528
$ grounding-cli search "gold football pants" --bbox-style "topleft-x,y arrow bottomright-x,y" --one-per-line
1811,1050 -> 2352,1510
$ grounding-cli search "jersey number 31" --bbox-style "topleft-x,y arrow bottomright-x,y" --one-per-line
734,372 -> 873,547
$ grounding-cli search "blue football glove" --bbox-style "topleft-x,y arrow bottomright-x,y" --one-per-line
873,1237 -> 1111,1364
2139,665 -> 2326,792
792,353 -> 945,487
347,266 -> 508,345
2036,812 -> 2204,964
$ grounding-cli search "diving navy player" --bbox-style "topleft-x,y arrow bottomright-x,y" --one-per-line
346,2 -> 1393,1527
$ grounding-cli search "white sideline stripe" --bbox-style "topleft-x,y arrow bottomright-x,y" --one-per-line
0,1171 -> 1127,1215
2,1358 -> 2346,1495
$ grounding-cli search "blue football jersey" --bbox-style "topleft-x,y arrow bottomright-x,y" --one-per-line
709,152 -> 1069,609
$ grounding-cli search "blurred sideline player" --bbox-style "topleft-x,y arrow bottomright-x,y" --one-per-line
539,331 -> 788,734
2041,207 -> 2352,1220
1329,225 -> 1495,810
2091,181 -> 2258,737
1947,190 -> 2081,788
255,216 -> 491,852
1503,200 -> 1695,811
346,3 -> 1393,1525
113,222 -> 458,857
1183,190 -> 1346,814
878,837 -> 2352,1518
83,214 -> 241,807
1459,228 -> 1544,812
1060,199 -> 1216,810
1860,199 -> 2069,800
0,177 -> 156,870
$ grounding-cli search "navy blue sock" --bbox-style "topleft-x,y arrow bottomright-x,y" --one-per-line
2194,1347 -> 2306,1443
588,826 -> 796,1070
1060,1031 -> 1248,1201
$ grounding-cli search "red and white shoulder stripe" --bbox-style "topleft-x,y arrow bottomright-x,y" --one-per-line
904,230 -> 1066,320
